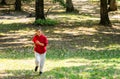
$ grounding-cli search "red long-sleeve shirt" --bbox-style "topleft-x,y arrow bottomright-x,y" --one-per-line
32,34 -> 48,54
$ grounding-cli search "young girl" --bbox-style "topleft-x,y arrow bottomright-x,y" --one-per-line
32,29 -> 48,75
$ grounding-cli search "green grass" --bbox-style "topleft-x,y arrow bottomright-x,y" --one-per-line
0,22 -> 120,78
34,19 -> 59,26
0,23 -> 120,79
0,47 -> 120,79
0,23 -> 34,34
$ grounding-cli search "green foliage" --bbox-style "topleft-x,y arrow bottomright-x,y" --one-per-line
34,19 -> 58,26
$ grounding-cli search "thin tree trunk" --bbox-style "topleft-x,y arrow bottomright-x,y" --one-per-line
15,0 -> 22,11
0,0 -> 7,5
99,0 -> 112,27
35,0 -> 45,20
66,0 -> 75,12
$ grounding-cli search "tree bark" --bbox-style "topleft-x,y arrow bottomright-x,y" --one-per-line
108,0 -> 117,12
35,0 -> 45,20
0,0 -> 7,5
66,0 -> 75,12
99,0 -> 112,27
15,0 -> 22,11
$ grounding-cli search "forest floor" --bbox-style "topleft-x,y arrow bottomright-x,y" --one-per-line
0,0 -> 120,79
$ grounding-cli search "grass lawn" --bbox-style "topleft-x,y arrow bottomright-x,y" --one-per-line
0,0 -> 120,79
0,21 -> 120,79
0,47 -> 120,79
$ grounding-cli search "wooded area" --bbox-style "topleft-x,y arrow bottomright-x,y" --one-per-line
0,0 -> 119,26
0,0 -> 120,79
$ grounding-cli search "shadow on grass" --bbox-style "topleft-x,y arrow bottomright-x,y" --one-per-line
44,20 -> 120,51
1,70 -> 38,79
2,65 -> 120,79
0,20 -> 120,60
0,23 -> 35,33
0,23 -> 37,50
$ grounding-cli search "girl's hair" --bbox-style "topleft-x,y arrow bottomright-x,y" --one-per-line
35,26 -> 42,31
35,29 -> 42,32
35,28 -> 43,35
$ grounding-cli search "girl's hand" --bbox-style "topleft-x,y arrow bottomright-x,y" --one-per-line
36,41 -> 44,46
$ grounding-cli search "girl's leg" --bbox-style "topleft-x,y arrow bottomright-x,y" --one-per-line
40,53 -> 46,72
34,52 -> 40,71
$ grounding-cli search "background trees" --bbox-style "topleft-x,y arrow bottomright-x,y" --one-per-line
99,0 -> 111,27
0,0 -> 7,5
66,0 -> 75,12
99,0 -> 117,27
15,0 -> 22,11
0,0 -> 118,27
35,0 -> 45,20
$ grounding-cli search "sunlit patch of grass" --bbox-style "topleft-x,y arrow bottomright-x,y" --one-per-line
0,59 -> 34,71
53,26 -> 98,35
0,18 -> 34,24
53,14 -> 95,23
42,64 -> 120,79
106,44 -> 120,50
0,55 -> 82,79
0,47 -> 82,77
1,46 -> 120,78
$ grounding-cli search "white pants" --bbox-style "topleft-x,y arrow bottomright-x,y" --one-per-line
35,52 -> 46,72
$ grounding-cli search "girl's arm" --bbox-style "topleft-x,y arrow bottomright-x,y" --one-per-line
36,41 -> 44,46
32,35 -> 45,46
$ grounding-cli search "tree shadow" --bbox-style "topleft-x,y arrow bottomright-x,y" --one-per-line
1,70 -> 38,79
0,11 -> 29,20
0,23 -> 35,50
0,21 -> 120,60
43,20 -> 120,50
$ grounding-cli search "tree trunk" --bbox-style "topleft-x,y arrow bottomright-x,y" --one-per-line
66,0 -> 75,12
99,0 -> 112,27
108,0 -> 117,12
35,0 -> 45,20
15,0 -> 22,11
0,0 -> 7,5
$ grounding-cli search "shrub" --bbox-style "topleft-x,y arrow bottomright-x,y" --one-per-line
34,19 -> 58,26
